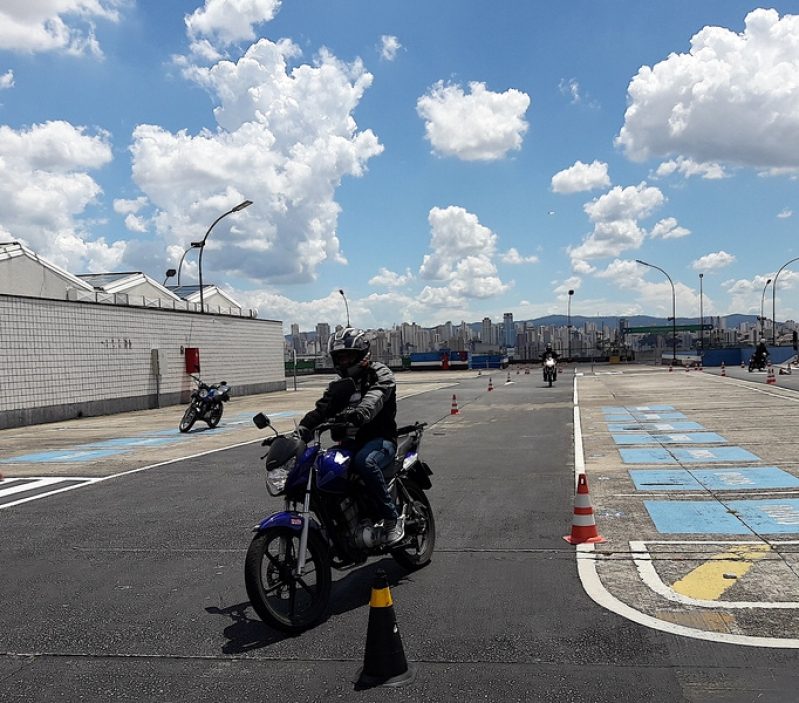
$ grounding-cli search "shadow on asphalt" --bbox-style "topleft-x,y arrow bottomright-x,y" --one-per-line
206,558 -> 411,652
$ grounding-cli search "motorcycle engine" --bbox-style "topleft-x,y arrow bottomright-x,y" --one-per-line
354,520 -> 380,550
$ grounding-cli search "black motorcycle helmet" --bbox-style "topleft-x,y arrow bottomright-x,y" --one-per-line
328,327 -> 371,378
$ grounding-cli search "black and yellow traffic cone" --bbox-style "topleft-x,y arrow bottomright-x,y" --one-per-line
354,569 -> 416,689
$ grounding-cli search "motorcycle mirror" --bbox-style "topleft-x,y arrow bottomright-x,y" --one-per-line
253,413 -> 270,429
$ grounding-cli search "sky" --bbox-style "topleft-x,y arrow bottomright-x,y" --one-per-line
2,1 -> 799,332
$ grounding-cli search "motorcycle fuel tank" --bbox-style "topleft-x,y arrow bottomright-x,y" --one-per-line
316,448 -> 351,493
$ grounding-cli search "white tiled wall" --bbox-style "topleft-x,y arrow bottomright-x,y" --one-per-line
0,294 -> 286,427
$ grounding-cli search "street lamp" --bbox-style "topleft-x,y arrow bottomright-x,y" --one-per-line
772,257 -> 799,345
191,200 -> 253,311
163,268 -> 177,286
699,273 -> 704,355
760,277 -> 772,341
567,289 -> 574,361
636,259 -> 676,362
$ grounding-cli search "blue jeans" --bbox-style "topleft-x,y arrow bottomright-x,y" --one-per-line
351,438 -> 397,521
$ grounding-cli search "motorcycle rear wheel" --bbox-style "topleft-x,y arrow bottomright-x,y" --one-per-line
179,405 -> 198,433
245,526 -> 332,633
391,480 -> 435,571
206,403 -> 224,428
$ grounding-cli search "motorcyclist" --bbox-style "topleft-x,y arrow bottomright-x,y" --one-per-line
540,343 -> 560,363
294,327 -> 404,545
755,340 -> 770,369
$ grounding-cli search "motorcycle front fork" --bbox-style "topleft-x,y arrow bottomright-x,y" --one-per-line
293,470 -> 314,577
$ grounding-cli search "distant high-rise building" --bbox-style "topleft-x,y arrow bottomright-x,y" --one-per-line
503,313 -> 515,348
315,322 -> 330,354
481,317 -> 493,346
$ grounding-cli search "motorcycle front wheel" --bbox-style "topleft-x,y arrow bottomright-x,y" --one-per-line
245,526 -> 332,633
391,480 -> 435,571
206,402 -> 224,428
179,405 -> 198,433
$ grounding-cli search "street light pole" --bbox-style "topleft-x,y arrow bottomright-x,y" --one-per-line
567,289 -> 574,361
191,200 -> 253,312
760,277 -> 772,341
772,257 -> 799,345
636,259 -> 676,362
699,273 -> 704,356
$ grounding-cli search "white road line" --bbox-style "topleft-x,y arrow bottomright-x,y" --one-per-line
572,373 -> 799,649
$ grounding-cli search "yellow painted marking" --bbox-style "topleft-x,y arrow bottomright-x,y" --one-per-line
671,545 -> 772,600
369,587 -> 393,608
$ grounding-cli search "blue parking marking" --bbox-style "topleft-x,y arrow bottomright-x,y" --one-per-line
620,448 -> 676,464
607,422 -> 705,432
646,499 -> 799,534
644,501 -> 751,534
604,414 -> 634,422
612,431 -> 728,445
670,447 -> 761,463
0,449 -> 127,463
629,470 -> 702,490
80,437 -> 182,448
603,405 -> 674,412
630,467 -> 799,491
631,412 -> 688,420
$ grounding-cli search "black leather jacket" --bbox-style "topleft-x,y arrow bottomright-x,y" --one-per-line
298,361 -> 397,445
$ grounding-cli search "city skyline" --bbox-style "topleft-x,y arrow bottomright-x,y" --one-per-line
3,3 -> 799,331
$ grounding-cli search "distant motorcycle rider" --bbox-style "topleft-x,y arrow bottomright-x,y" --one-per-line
540,343 -> 560,363
751,339 -> 770,371
295,327 -> 404,545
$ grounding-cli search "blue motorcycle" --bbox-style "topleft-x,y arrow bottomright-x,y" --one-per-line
245,414 -> 435,633
178,375 -> 230,432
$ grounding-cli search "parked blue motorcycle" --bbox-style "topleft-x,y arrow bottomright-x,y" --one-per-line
245,413 -> 435,633
178,375 -> 230,432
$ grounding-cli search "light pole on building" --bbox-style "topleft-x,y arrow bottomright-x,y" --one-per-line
760,277 -> 772,341
567,289 -> 574,361
772,257 -> 799,345
699,273 -> 704,355
191,200 -> 253,312
636,259 -> 676,362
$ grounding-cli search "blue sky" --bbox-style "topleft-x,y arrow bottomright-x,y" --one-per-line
2,1 -> 799,331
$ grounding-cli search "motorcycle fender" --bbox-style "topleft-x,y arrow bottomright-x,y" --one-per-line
251,511 -> 323,534
407,461 -> 433,490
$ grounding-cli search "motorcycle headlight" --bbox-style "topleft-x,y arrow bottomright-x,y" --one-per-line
199,388 -> 208,399
265,463 -> 293,496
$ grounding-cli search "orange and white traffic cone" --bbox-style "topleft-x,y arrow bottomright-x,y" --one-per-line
564,473 -> 605,545
668,362 -> 673,372
450,394 -> 460,415
487,377 -> 494,392
767,363 -> 777,384
506,372 -> 512,384
721,361 -> 726,377
741,360 -> 745,369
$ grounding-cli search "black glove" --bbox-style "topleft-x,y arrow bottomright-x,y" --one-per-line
336,408 -> 367,427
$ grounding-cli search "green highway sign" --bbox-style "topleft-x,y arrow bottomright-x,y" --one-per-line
622,324 -> 713,334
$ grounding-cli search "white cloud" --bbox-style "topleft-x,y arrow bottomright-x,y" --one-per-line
415,206 -> 511,311
500,247 -> 538,264
0,120 -> 119,271
416,81 -> 530,161
596,259 -> 699,314
0,1 -> 122,56
617,9 -> 799,172
559,78 -> 581,104
113,197 -> 148,215
568,183 -> 667,263
551,160 -> 611,194
0,70 -> 13,90
691,251 -> 736,271
778,208 -> 793,219
185,0 -> 281,53
654,157 -> 726,180
130,39 -> 383,285
380,35 -> 402,61
722,272 -> 799,316
369,267 -> 413,288
650,217 -> 690,239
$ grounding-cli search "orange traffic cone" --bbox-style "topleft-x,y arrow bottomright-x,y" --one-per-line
525,367 -> 530,375
564,473 -> 605,545
354,569 -> 416,689
685,365 -> 690,373
450,394 -> 460,415
668,362 -> 673,372
477,369 -> 482,376
487,377 -> 493,391
721,361 -> 726,377
767,363 -> 776,384
506,372 -> 512,383
741,360 -> 745,368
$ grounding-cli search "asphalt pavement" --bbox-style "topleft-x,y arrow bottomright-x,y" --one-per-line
4,364 -> 799,701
